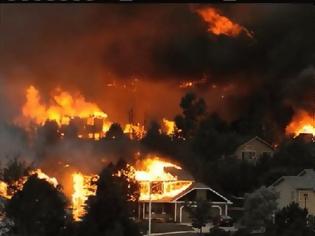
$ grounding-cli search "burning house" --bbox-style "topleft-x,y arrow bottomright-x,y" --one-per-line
135,158 -> 232,223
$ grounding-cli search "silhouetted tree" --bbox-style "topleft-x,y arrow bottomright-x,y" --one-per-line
37,120 -> 60,145
175,92 -> 206,139
2,157 -> 31,195
266,202 -> 314,236
2,157 -> 30,184
80,161 -> 140,236
192,113 -> 241,161
186,200 -> 211,235
106,123 -> 124,140
142,121 -> 175,156
241,186 -> 278,231
6,175 -> 68,236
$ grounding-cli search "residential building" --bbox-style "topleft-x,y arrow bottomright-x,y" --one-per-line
234,136 -> 274,163
270,169 -> 315,214
138,168 -> 232,223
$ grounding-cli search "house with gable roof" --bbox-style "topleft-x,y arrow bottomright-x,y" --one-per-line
138,167 -> 232,223
270,169 -> 315,214
234,136 -> 274,163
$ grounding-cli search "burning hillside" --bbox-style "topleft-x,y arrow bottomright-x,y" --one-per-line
16,85 -> 177,140
0,156 -> 188,221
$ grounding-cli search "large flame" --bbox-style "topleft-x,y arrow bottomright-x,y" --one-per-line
135,158 -> 181,182
162,118 -> 176,136
286,110 -> 315,137
72,172 -> 99,221
134,157 -> 192,201
30,169 -> 59,188
196,7 -> 253,38
22,86 -> 109,126
19,85 -> 178,140
123,123 -> 146,139
20,85 -> 112,139
0,181 -> 10,199
0,169 -> 59,199
0,157 -> 192,219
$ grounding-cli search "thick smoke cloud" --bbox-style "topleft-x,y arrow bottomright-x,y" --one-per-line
0,4 -> 315,132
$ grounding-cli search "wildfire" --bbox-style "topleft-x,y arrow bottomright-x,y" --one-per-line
30,169 -> 59,188
0,181 -> 9,199
134,157 -> 192,201
195,7 -> 253,38
162,118 -> 176,136
72,172 -> 99,221
19,85 -> 112,139
0,156 -> 192,219
123,123 -> 146,139
286,110 -> 315,137
0,169 -> 59,199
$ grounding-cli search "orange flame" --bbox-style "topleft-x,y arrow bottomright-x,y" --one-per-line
30,169 -> 59,188
19,85 -> 112,139
286,110 -> 315,137
196,7 -> 253,38
123,123 -> 146,139
162,118 -> 176,136
22,86 -> 108,125
72,172 -> 99,221
134,157 -> 192,201
0,181 -> 10,199
0,169 -> 59,199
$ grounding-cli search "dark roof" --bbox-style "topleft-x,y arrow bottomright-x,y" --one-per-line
271,169 -> 315,190
237,136 -> 274,151
165,167 -> 194,181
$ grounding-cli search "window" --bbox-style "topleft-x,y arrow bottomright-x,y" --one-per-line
242,151 -> 256,160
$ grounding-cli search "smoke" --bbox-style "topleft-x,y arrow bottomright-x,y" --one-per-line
0,4 -> 315,141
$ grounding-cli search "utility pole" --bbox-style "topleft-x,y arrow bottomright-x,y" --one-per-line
304,193 -> 308,209
148,181 -> 152,236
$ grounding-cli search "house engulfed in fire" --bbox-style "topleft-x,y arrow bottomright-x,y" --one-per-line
135,159 -> 232,223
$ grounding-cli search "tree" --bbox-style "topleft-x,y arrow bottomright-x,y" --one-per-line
192,113 -> 241,161
80,161 -> 140,236
2,157 -> 30,184
175,92 -> 206,139
142,121 -> 175,156
2,157 -> 31,195
106,123 -> 124,140
5,175 -> 68,236
37,120 -> 60,145
186,200 -> 211,235
241,186 -> 278,231
268,202 -> 314,236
